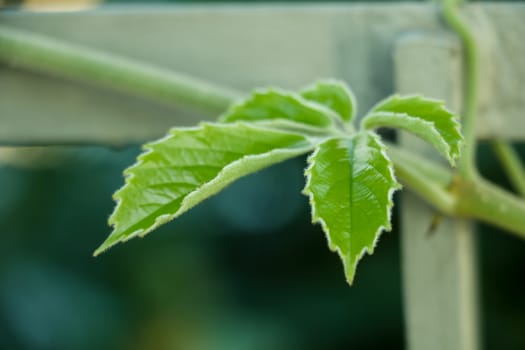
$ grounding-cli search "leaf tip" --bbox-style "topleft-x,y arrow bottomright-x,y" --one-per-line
345,274 -> 356,286
94,225 -> 136,257
93,235 -> 120,257
343,258 -> 358,286
341,247 -> 373,286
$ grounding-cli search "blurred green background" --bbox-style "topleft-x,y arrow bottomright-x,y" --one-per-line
1,1 -> 524,350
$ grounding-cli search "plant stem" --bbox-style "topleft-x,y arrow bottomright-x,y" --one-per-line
388,144 -> 525,239
441,0 -> 479,180
0,25 -> 241,114
387,144 -> 456,214
491,141 -> 525,197
454,177 -> 525,239
385,143 -> 452,188
439,0 -> 525,238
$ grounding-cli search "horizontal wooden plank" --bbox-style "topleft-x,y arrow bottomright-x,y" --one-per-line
0,3 -> 524,144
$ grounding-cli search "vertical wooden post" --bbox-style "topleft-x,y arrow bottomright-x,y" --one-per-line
394,33 -> 479,350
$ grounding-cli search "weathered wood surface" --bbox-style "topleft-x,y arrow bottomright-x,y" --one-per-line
396,34 -> 479,350
0,3 -> 524,144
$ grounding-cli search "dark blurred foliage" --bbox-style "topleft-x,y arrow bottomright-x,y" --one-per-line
0,147 -> 404,350
0,140 -> 524,350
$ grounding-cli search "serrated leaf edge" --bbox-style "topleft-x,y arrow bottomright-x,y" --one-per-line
299,78 -> 358,122
368,94 -> 463,161
219,87 -> 341,128
361,111 -> 457,165
302,133 -> 401,284
368,94 -> 443,113
95,122 -> 315,256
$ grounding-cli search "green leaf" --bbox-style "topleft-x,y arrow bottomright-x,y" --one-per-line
362,95 -> 462,165
95,122 -> 315,256
219,88 -> 335,128
300,79 -> 357,122
362,111 -> 454,164
303,131 -> 401,284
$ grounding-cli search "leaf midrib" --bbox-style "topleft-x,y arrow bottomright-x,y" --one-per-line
345,137 -> 356,252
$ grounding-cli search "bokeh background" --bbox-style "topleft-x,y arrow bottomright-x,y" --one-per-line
0,1 -> 524,350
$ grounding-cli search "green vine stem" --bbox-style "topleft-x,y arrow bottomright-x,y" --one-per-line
0,25 -> 240,114
387,144 -> 525,239
491,141 -> 525,197
1,22 -> 525,240
386,144 -> 455,213
443,0 -> 525,196
454,176 -> 525,238
441,0 -> 479,180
